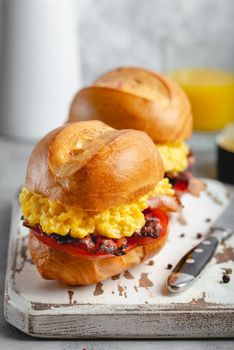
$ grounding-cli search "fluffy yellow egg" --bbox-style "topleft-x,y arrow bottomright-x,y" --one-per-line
156,141 -> 189,173
19,179 -> 174,239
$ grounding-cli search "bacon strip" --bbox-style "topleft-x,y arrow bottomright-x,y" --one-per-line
147,195 -> 182,212
81,235 -> 128,256
23,209 -> 163,256
187,177 -> 207,197
166,170 -> 206,197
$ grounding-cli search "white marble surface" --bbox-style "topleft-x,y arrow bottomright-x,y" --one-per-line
0,133 -> 233,348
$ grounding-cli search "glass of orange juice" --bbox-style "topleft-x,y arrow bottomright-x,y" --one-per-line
163,41 -> 234,131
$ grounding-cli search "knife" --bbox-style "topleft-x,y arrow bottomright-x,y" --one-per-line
167,200 -> 234,293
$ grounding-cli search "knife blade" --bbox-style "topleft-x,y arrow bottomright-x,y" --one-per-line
167,200 -> 234,293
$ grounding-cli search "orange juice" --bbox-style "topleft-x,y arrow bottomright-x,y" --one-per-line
171,69 -> 234,131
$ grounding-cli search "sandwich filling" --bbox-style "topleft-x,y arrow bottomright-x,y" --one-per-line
20,178 -> 176,240
156,141 -> 189,174
20,178 -> 180,257
155,141 -> 205,196
26,207 -> 168,257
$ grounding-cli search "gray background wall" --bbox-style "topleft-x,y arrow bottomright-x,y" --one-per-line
78,0 -> 234,84
0,0 -> 233,85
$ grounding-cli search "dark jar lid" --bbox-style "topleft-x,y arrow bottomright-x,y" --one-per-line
216,123 -> 234,185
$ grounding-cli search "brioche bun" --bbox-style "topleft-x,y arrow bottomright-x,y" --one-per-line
69,67 -> 193,143
25,120 -> 164,211
29,229 -> 168,285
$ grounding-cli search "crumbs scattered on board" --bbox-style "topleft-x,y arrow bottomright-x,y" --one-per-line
221,275 -> 230,284
214,245 -> 234,264
118,284 -> 127,298
93,282 -> 104,296
166,264 -> 173,270
220,267 -> 232,284
67,290 -> 74,305
139,273 -> 153,288
146,260 -> 154,266
206,190 -> 223,205
123,270 -> 134,279
111,274 -> 120,280
189,291 -> 207,306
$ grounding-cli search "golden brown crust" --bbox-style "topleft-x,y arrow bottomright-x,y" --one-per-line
25,120 -> 164,211
69,67 -> 193,143
29,231 -> 168,285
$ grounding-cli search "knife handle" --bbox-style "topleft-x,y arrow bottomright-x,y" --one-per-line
167,236 -> 219,292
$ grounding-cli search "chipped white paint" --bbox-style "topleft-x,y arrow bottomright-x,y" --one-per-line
4,179 -> 234,338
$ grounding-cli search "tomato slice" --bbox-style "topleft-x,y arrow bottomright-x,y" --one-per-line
152,208 -> 169,237
167,171 -> 190,193
128,208 -> 169,246
173,179 -> 189,192
31,229 -> 137,259
30,207 -> 169,259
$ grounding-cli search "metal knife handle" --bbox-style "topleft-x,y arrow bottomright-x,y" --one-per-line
167,236 -> 219,292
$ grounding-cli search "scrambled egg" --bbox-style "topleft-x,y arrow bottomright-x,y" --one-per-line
156,141 -> 189,173
19,178 -> 174,239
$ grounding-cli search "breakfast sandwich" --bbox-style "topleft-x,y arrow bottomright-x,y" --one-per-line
68,67 -> 206,196
19,120 -> 179,285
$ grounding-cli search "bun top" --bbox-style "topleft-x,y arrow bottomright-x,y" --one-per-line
25,120 -> 164,211
69,67 -> 193,143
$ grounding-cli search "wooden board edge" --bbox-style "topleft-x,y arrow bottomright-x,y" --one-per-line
4,297 -> 234,338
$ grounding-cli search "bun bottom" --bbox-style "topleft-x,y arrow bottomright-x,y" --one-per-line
29,231 -> 168,285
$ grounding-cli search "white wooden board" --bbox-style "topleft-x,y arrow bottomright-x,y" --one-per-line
4,179 -> 234,338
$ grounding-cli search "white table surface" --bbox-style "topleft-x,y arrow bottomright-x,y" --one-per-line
0,132 -> 233,349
